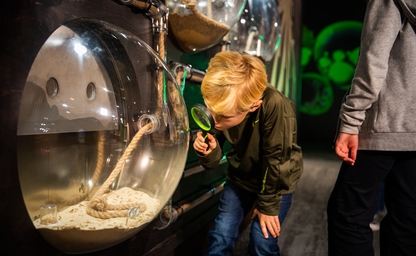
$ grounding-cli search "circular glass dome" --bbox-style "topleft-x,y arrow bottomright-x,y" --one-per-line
167,0 -> 247,53
228,0 -> 281,62
16,18 -> 190,254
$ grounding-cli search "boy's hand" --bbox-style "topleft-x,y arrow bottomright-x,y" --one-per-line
193,131 -> 216,155
251,208 -> 280,238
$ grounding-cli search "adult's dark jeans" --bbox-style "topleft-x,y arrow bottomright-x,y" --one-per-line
327,150 -> 416,256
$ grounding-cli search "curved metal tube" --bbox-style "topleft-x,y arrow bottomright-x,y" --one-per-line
170,62 -> 206,84
119,0 -> 168,19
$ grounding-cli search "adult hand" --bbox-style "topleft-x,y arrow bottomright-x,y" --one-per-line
335,132 -> 358,165
192,131 -> 216,155
251,208 -> 280,238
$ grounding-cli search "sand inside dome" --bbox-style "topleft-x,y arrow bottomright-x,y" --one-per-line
169,7 -> 230,52
33,187 -> 160,230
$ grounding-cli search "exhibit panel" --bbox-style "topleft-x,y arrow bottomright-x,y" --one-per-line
17,18 -> 189,253
1,0 -> 228,255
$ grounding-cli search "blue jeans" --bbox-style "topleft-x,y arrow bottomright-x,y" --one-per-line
205,181 -> 293,256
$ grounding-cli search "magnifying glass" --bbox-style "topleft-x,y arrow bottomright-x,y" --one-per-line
190,103 -> 215,144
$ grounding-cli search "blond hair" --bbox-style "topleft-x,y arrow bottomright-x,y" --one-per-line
201,51 -> 267,115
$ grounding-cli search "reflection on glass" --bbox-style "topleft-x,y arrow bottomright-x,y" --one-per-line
17,18 -> 189,254
228,0 -> 281,62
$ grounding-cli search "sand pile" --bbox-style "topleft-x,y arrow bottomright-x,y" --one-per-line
33,187 -> 160,230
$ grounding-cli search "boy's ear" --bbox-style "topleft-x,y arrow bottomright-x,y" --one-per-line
249,100 -> 263,112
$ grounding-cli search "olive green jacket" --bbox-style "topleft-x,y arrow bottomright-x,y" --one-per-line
197,85 -> 303,216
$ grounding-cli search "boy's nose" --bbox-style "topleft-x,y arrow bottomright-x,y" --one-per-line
213,115 -> 220,124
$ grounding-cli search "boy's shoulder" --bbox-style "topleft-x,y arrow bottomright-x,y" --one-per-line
263,84 -> 292,104
261,84 -> 296,115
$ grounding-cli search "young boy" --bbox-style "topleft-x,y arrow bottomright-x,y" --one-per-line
193,51 -> 303,255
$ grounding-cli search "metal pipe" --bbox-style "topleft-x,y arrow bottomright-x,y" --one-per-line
118,0 -> 167,19
155,182 -> 225,229
170,62 -> 206,84
177,183 -> 224,214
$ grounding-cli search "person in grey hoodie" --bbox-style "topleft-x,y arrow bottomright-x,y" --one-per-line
327,0 -> 416,255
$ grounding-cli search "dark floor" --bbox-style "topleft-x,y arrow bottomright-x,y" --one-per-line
233,144 -> 382,256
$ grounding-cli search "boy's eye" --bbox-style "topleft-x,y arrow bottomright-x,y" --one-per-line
215,114 -> 232,120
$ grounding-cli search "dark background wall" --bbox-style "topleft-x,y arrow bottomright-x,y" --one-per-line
298,0 -> 367,147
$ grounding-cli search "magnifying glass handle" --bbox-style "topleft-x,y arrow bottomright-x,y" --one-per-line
202,131 -> 210,149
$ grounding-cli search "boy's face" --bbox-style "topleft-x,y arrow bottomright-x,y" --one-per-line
206,100 -> 263,131
210,110 -> 250,131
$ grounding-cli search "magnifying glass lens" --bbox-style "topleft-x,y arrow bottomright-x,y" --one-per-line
191,104 -> 214,131
192,108 -> 211,131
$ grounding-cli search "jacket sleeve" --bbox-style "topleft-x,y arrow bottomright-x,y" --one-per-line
195,131 -> 225,170
256,91 -> 300,216
340,0 -> 402,134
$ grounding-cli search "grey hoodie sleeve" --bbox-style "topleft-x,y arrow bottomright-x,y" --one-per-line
339,0 -> 403,134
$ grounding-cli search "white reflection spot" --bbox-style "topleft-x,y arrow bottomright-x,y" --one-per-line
74,43 -> 87,55
100,108 -> 108,116
140,157 -> 149,168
